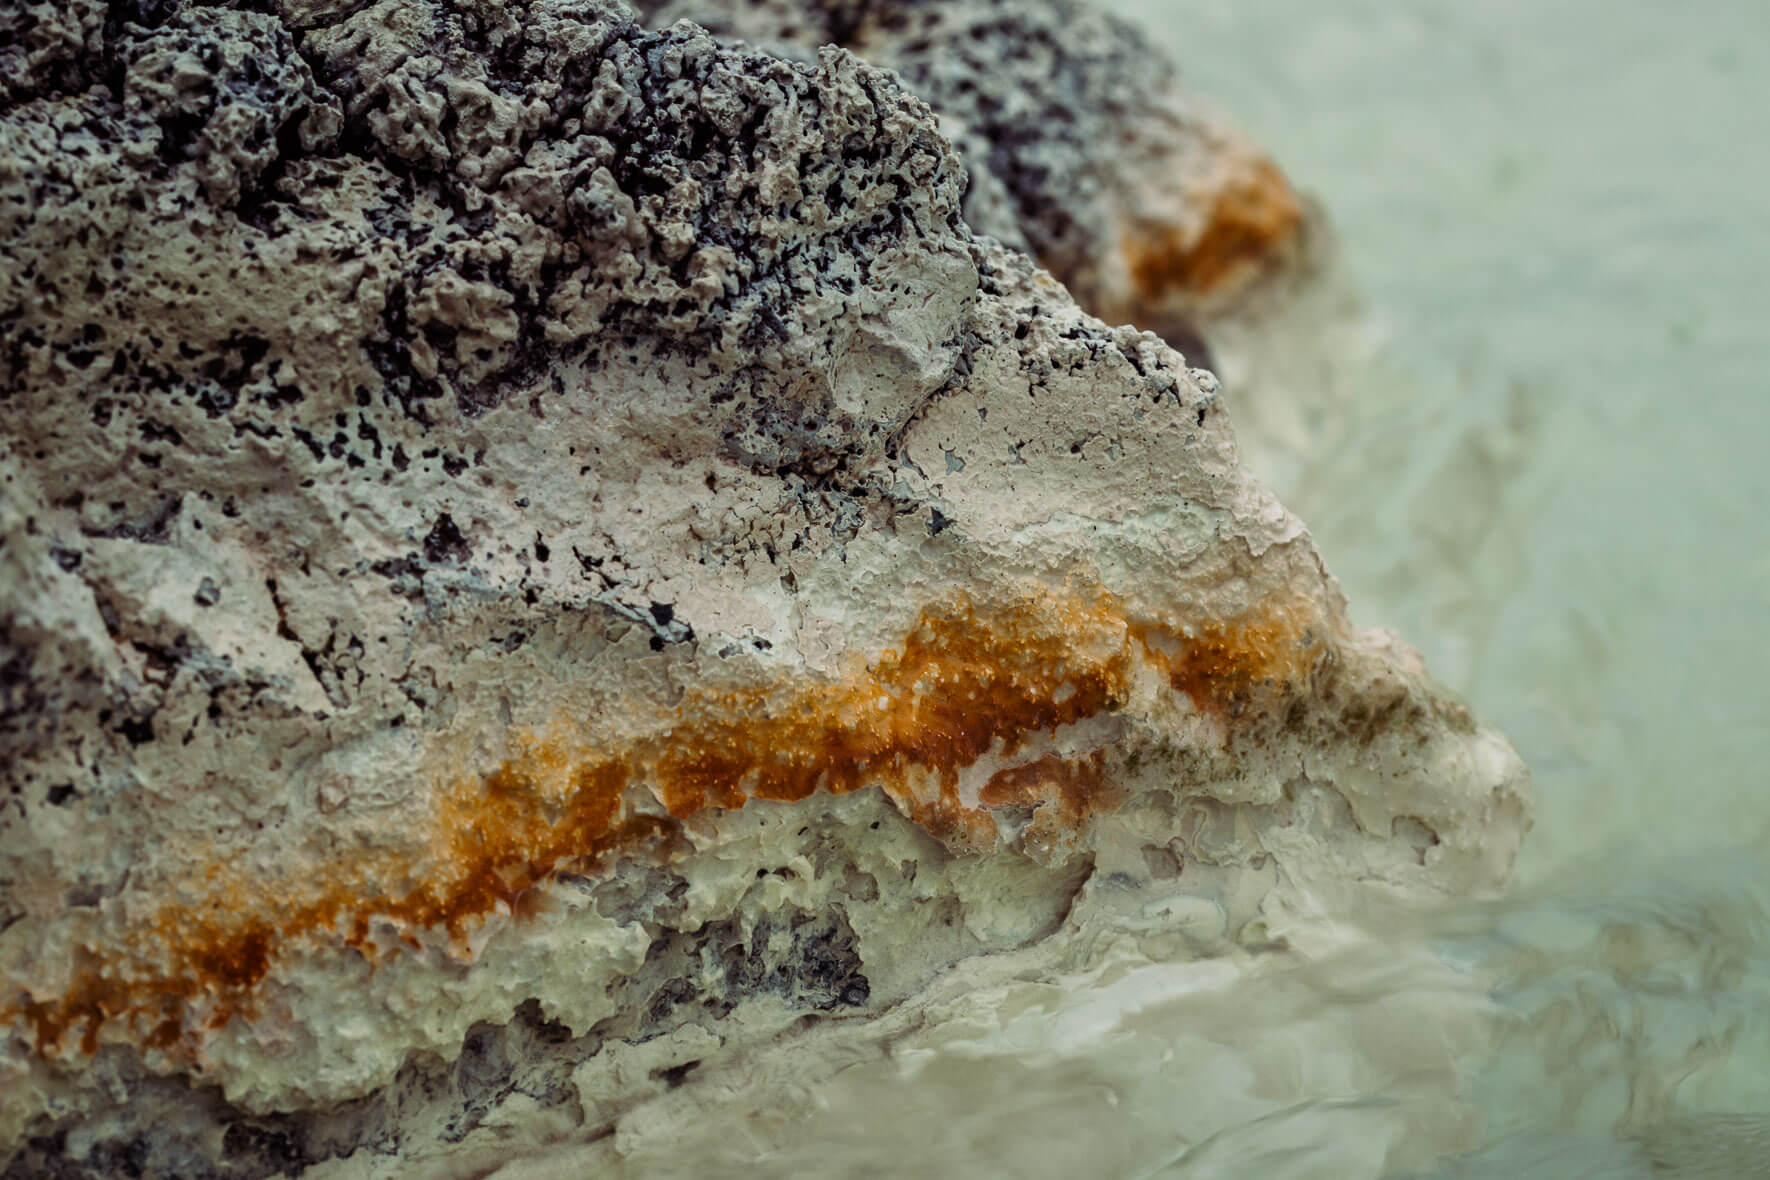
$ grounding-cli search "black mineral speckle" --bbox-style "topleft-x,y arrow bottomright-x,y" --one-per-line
0,0 -> 1185,1172
422,514 -> 469,566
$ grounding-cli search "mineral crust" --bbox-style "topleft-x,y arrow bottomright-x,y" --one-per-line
0,1 -> 1526,1175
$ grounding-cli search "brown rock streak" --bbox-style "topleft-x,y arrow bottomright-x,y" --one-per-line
4,587 -> 1320,1061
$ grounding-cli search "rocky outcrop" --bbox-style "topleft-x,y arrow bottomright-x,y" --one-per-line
641,0 -> 1311,330
640,0 -> 1359,488
0,1 -> 1525,1175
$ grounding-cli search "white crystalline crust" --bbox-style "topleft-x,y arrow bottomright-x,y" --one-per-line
0,1 -> 1525,1175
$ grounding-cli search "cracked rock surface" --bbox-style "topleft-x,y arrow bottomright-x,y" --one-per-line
0,0 -> 1527,1175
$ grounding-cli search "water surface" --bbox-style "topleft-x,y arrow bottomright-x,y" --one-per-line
520,9 -> 1770,1176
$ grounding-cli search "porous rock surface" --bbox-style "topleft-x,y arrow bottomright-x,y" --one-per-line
641,0 -> 1311,331
0,0 -> 1526,1175
641,0 -> 1356,487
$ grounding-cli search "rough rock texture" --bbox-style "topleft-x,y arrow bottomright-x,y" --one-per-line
640,0 -> 1357,487
642,0 -> 1309,327
0,0 -> 1526,1175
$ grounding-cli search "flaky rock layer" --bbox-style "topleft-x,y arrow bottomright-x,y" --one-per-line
0,1 -> 1525,1175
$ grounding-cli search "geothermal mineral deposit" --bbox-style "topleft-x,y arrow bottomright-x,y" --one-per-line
641,0 -> 1366,490
0,0 -> 1526,1175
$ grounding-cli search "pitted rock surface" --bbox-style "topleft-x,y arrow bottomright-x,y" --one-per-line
642,0 -> 1314,353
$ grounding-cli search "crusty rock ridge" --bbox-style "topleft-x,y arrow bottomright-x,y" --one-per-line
0,1 -> 1526,1175
642,0 -> 1312,340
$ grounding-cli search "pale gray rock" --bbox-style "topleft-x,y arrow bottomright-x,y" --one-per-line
0,1 -> 1526,1176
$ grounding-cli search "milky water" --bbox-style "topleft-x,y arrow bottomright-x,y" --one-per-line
1135,0 -> 1770,878
1112,0 -> 1770,1173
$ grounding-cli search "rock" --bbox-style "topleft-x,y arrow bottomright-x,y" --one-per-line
0,0 -> 1526,1175
638,0 -> 1363,489
642,0 -> 1308,323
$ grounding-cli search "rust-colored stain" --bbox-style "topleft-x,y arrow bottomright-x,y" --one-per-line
4,586 -> 1324,1062
1124,156 -> 1305,302
1146,610 -> 1310,720
979,751 -> 1121,859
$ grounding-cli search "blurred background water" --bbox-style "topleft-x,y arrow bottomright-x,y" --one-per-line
1110,1 -> 1770,1173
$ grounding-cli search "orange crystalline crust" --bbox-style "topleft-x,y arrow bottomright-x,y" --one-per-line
1124,157 -> 1305,302
6,584 -> 1326,1062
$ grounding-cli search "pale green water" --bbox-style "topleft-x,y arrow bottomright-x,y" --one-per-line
1113,1 -> 1770,1173
1126,0 -> 1770,878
